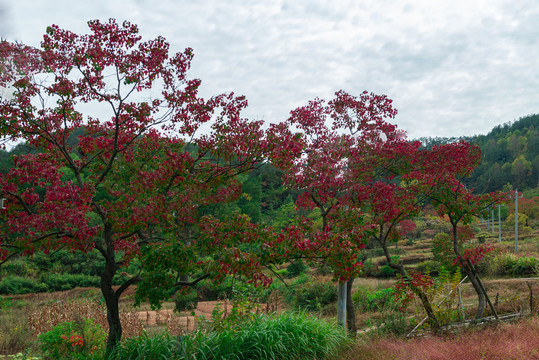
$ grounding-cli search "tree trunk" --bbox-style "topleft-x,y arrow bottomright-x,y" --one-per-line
462,265 -> 486,319
415,289 -> 439,331
99,227 -> 122,355
102,254 -> 122,354
346,277 -> 357,336
451,221 -> 486,319
337,282 -> 347,328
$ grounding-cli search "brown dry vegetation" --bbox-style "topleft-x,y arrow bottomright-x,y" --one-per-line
337,316 -> 539,360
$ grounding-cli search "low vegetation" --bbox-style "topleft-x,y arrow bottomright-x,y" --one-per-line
0,226 -> 537,359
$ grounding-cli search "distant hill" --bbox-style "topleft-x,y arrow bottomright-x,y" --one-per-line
418,114 -> 539,193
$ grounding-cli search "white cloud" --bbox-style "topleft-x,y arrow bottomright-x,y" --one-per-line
3,0 -> 539,139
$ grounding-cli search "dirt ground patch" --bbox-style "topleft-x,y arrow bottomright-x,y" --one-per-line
137,300 -> 222,329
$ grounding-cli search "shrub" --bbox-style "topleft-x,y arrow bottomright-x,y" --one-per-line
286,260 -> 307,278
0,261 -> 28,277
379,265 -> 395,278
427,267 -> 464,326
0,276 -> 48,295
414,260 -> 443,276
352,286 -> 395,312
360,259 -> 379,277
174,288 -> 198,312
192,312 -> 349,360
292,281 -> 337,312
511,256 -> 539,275
486,253 -> 539,276
368,309 -> 411,337
195,277 -> 234,301
41,274 -> 100,292
38,319 -> 106,360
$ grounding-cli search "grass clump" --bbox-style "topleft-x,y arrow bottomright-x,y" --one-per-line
108,312 -> 349,360
107,331 -> 187,360
193,312 -> 349,360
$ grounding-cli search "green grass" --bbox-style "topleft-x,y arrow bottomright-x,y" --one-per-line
108,312 -> 350,360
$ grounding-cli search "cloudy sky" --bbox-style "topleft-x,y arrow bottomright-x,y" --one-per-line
1,0 -> 538,139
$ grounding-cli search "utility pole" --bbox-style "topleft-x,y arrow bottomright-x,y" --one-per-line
511,189 -> 523,253
491,209 -> 495,232
498,204 -> 501,243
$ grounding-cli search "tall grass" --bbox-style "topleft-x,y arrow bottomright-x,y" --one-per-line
192,312 -> 349,360
338,316 -> 539,360
109,312 -> 349,360
107,331 -> 186,360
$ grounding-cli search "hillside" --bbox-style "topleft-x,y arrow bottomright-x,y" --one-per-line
418,114 -> 539,193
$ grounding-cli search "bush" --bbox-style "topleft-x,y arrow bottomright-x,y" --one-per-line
360,259 -> 380,277
353,286 -> 395,312
195,278 -> 234,301
29,249 -> 105,276
414,260 -> 443,276
38,319 -> 106,360
512,256 -> 539,275
379,265 -> 395,278
192,312 -> 349,360
286,260 -> 307,278
0,276 -> 48,295
486,254 -> 539,276
0,261 -> 28,277
366,309 -> 412,337
174,288 -> 198,312
292,281 -> 337,312
41,274 -> 100,292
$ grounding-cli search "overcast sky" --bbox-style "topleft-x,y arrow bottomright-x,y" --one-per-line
1,0 -> 538,139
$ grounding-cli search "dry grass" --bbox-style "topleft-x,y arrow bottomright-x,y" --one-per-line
28,298 -> 144,338
338,316 -> 539,360
0,307 -> 34,355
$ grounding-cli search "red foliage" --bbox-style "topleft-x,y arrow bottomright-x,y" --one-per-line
509,196 -> 539,219
274,90 -> 399,280
0,20 -> 290,349
393,270 -> 435,308
450,224 -> 475,243
454,243 -> 494,266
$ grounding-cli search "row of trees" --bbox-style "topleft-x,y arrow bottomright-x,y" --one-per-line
0,20 -> 506,352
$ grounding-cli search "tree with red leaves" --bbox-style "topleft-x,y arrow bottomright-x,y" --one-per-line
277,90 -> 398,333
345,128 -> 444,330
426,141 -> 508,319
0,20 -> 282,352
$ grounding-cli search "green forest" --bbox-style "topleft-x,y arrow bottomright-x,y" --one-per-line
419,114 -> 539,194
